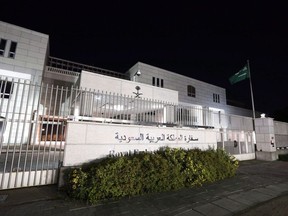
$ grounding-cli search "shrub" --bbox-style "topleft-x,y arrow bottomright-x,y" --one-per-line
64,147 -> 238,204
278,154 -> 288,161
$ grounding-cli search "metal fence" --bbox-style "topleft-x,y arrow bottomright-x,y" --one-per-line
69,87 -> 215,128
0,79 -> 67,189
0,79 -> 254,189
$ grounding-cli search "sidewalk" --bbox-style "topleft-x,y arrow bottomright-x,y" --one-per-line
0,160 -> 288,216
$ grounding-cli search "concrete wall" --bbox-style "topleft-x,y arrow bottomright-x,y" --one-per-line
255,117 -> 276,152
254,117 -> 278,161
0,21 -> 49,84
225,105 -> 253,118
126,62 -> 227,109
63,121 -> 218,166
274,121 -> 288,148
79,70 -> 179,104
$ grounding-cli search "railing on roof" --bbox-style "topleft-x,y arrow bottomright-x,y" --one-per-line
46,66 -> 80,77
47,56 -> 129,80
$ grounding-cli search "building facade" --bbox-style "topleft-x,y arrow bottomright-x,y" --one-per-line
0,21 -> 263,189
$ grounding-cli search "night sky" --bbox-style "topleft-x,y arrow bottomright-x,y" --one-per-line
2,1 -> 288,118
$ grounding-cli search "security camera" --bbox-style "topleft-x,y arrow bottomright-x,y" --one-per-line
135,70 -> 141,76
132,70 -> 141,81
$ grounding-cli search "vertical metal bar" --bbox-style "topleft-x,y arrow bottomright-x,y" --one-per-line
15,81 -> 32,187
117,93 -> 121,120
36,83 -> 49,185
6,80 -> 21,188
41,85 -> 58,184
0,79 -> 12,156
69,86 -> 73,116
82,88 -> 87,116
21,83 -> 39,187
103,91 -> 107,121
95,90 -> 99,118
91,89 -> 95,118
58,86 -> 68,161
0,80 -> 7,188
89,89 -> 93,116
107,92 -> 111,120
73,86 -> 78,119
111,93 -> 115,121
27,83 -> 44,186
123,94 -> 127,121
79,87 -> 83,120
1,78 -> 18,189
51,86 -> 63,183
116,93 -> 121,119
141,97 -> 144,122
142,98 -> 146,123
99,90 -> 103,120
139,96 -> 141,122
9,80 -> 26,188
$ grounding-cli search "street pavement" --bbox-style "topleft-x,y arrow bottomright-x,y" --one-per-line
0,160 -> 288,216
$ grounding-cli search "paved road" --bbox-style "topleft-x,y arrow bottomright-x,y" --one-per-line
237,194 -> 288,216
0,160 -> 288,216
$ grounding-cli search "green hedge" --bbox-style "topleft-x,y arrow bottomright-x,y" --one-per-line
278,154 -> 288,161
64,147 -> 238,204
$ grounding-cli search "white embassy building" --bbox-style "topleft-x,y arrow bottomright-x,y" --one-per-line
1,20 -> 286,189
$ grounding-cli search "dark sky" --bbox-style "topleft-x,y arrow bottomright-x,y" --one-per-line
2,1 -> 288,117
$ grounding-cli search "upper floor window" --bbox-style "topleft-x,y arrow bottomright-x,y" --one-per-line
0,80 -> 14,99
152,77 -> 164,88
187,85 -> 196,97
8,41 -> 17,59
161,79 -> 164,88
0,39 -> 7,56
213,93 -> 220,103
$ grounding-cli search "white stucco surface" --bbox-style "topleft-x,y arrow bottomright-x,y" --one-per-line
79,71 -> 178,104
63,121 -> 218,166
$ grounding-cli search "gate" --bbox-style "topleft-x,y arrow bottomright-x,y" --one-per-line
216,129 -> 255,160
0,80 -> 69,190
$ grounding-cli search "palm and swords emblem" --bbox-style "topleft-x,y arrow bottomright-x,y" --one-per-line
133,86 -> 143,98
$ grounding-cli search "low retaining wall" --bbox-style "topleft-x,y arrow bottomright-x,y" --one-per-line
63,121 -> 218,166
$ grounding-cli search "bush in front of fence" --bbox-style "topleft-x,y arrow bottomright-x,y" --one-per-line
64,147 -> 238,204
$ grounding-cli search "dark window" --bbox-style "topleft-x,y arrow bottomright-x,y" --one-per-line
8,41 -> 17,58
213,93 -> 220,103
0,80 -> 13,99
0,39 -> 7,56
153,77 -> 163,88
187,85 -> 196,97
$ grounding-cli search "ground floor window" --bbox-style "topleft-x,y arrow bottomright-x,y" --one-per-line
40,116 -> 66,141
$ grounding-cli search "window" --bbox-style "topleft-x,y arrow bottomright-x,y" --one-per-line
0,80 -> 14,99
152,77 -> 164,88
8,41 -> 17,58
213,93 -> 220,103
0,39 -> 7,56
187,85 -> 196,97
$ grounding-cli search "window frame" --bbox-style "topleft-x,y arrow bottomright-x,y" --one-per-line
213,93 -> 220,103
0,80 -> 14,99
8,41 -> 17,59
0,39 -> 7,57
187,85 -> 196,97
